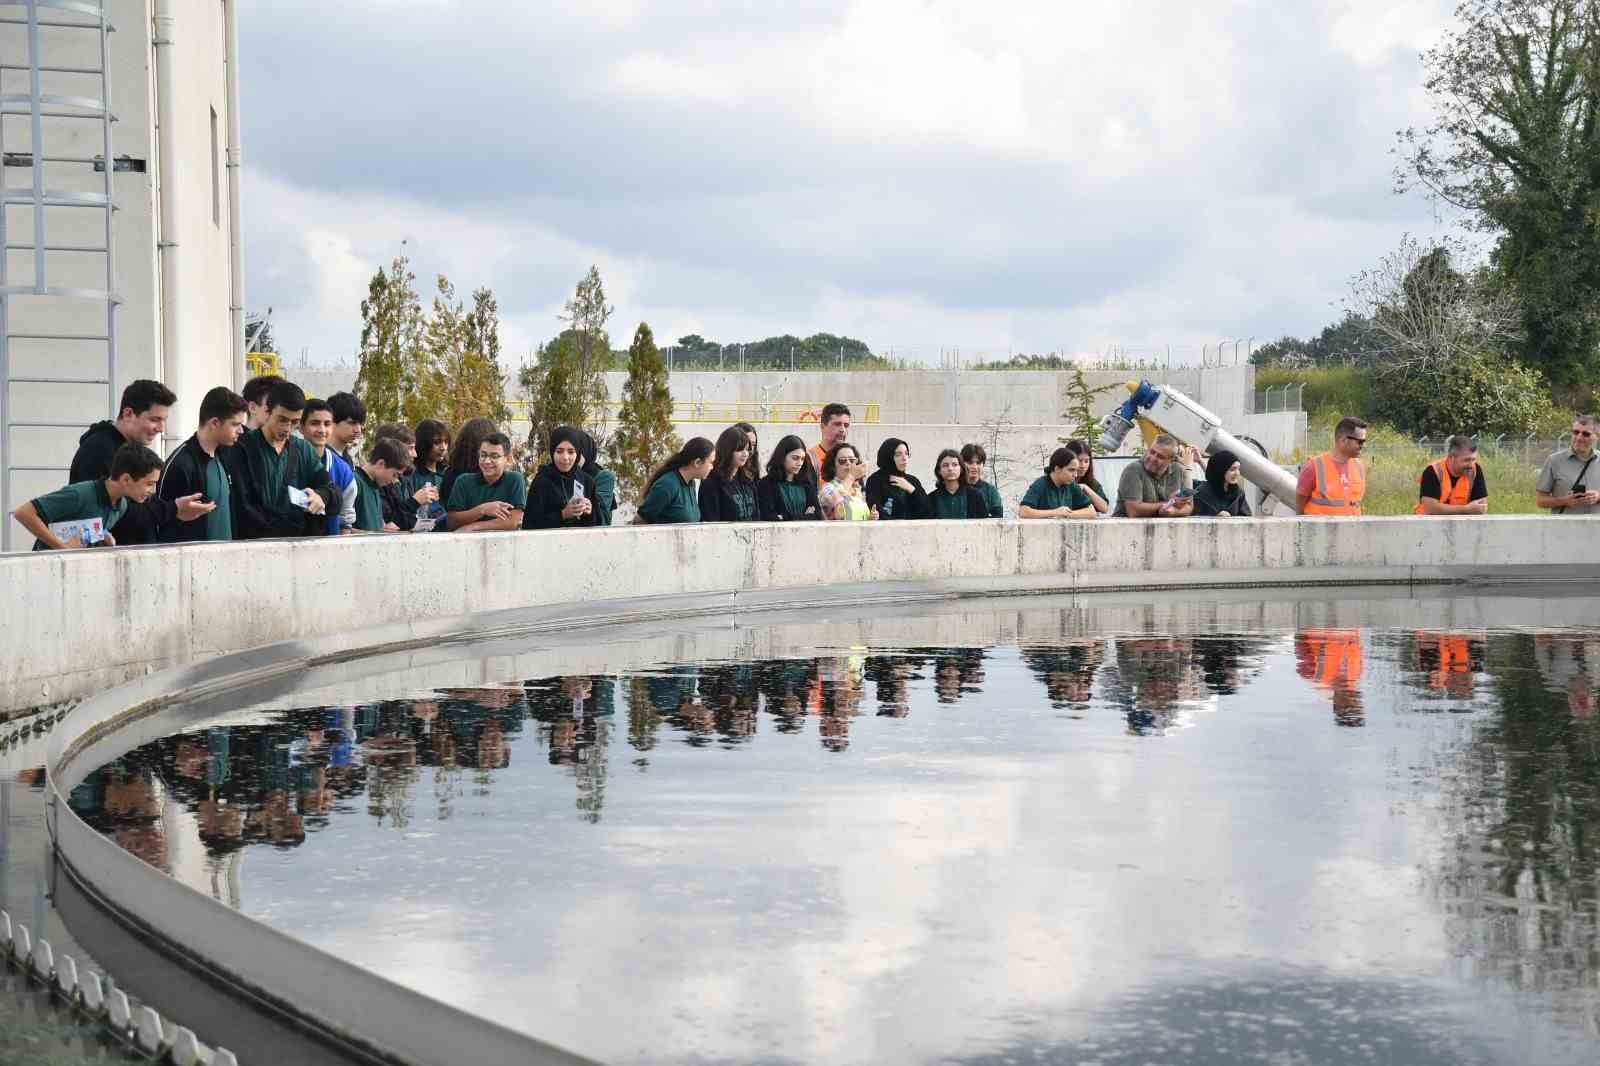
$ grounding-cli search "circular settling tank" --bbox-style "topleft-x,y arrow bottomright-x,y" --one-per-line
57,587 -> 1600,1065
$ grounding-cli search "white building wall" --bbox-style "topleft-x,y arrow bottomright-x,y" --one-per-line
2,0 -> 236,544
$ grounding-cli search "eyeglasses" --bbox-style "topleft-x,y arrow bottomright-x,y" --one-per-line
835,457 -> 858,466
1343,436 -> 1368,447
1574,429 -> 1596,438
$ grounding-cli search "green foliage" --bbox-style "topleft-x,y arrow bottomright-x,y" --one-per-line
1251,313 -> 1380,368
1372,351 -> 1564,437
1255,365 -> 1375,430
355,255 -> 429,427
520,267 -> 615,462
356,258 -> 508,431
1058,367 -> 1121,441
669,332 -> 897,370
607,323 -> 681,505
1401,0 -> 1600,403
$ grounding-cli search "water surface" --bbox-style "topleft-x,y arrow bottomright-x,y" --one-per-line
75,592 -> 1600,1064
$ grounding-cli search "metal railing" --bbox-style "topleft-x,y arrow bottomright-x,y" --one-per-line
244,350 -> 280,378
1397,436 -> 1567,465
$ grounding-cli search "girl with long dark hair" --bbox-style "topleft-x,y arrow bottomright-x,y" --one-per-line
699,425 -> 759,522
575,429 -> 615,526
734,421 -> 761,482
928,448 -> 988,518
756,435 -> 820,520
440,417 -> 497,506
819,442 -> 873,521
638,437 -> 715,524
1063,438 -> 1109,514
1020,447 -> 1096,519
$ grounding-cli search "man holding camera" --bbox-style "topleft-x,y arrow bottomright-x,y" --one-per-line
1537,415 -> 1600,515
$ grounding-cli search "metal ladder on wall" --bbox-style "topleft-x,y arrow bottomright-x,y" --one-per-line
0,0 -> 120,550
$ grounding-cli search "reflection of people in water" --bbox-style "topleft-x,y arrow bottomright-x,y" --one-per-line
930,648 -> 986,705
1021,641 -> 1103,710
758,659 -> 816,734
810,655 -> 865,751
1296,628 -> 1365,727
864,654 -> 925,718
1412,631 -> 1485,701
1534,633 -> 1600,720
1101,637 -> 1208,735
698,664 -> 760,740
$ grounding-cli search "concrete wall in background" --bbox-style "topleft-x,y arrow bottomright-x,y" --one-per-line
3,515 -> 1596,715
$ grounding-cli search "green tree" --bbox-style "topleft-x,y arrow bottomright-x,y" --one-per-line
1400,0 -> 1600,401
422,278 -> 510,431
521,267 -> 614,461
355,255 -> 429,427
607,322 -> 680,506
1058,367 -> 1121,442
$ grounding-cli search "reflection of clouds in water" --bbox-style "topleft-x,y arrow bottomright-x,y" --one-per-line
71,613 -> 1600,1065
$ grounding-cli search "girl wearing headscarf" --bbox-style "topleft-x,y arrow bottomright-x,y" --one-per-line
699,425 -> 759,522
1193,449 -> 1252,517
524,425 -> 598,529
756,435 -> 821,520
575,428 -> 614,526
864,437 -> 929,519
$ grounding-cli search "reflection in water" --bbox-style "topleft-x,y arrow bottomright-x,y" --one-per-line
72,614 -> 1600,1063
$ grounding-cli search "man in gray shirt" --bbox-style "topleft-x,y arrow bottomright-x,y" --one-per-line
1536,414 -> 1600,515
1113,434 -> 1194,517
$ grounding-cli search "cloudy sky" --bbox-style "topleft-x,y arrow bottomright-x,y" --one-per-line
239,0 -> 1458,368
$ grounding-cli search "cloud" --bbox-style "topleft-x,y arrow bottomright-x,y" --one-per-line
238,0 -> 1459,365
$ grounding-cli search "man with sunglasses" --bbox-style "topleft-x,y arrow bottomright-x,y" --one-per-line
1536,415 -> 1600,515
1296,416 -> 1368,516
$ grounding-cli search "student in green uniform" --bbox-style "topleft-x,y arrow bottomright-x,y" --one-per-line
638,437 -> 714,524
1019,447 -> 1097,519
446,431 -> 527,531
960,443 -> 1005,517
158,386 -> 247,543
575,429 -> 615,526
928,448 -> 988,518
407,419 -> 451,497
14,443 -> 163,550
757,435 -> 821,520
225,379 -> 338,539
1064,438 -> 1110,514
353,438 -> 411,532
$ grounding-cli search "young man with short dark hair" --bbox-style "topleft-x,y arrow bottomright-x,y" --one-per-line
372,422 -> 426,530
1297,417 -> 1369,516
224,380 -> 338,539
67,378 -> 214,543
241,375 -> 279,431
300,399 -> 357,534
326,391 -> 366,459
1416,435 -> 1489,516
446,431 -> 526,532
353,438 -> 411,532
14,443 -> 163,550
158,386 -> 247,543
812,403 -> 851,473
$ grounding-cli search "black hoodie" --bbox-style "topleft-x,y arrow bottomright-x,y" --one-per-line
864,438 -> 929,519
68,420 -> 178,544
523,461 -> 598,529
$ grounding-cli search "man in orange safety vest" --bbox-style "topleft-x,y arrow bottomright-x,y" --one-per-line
1415,435 -> 1488,516
1296,417 -> 1368,516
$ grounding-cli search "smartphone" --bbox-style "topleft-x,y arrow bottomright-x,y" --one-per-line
198,493 -> 212,504
572,481 -> 585,501
1175,487 -> 1195,499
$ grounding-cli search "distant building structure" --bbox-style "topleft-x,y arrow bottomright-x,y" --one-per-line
2,0 -> 242,548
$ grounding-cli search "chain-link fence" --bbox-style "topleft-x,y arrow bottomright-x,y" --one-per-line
1398,436 -> 1567,466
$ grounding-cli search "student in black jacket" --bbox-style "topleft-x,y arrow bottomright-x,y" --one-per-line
223,380 -> 339,539
523,425 -> 597,530
756,435 -> 821,521
698,425 -> 759,522
157,386 -> 248,543
69,378 -> 214,542
864,437 -> 929,519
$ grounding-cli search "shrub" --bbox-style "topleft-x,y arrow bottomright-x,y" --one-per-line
1372,351 -> 1563,438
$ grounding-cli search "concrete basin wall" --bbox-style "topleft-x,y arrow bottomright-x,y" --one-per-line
5,515 -> 1599,715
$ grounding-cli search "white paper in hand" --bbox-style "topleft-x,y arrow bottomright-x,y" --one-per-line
48,517 -> 106,546
287,486 -> 312,510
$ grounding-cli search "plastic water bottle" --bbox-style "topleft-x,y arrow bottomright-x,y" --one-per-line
416,499 -> 445,532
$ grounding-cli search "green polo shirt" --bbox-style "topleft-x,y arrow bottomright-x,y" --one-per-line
639,471 -> 700,524
30,479 -> 125,549
930,486 -> 976,519
403,467 -> 445,498
1021,475 -> 1091,514
447,470 -> 528,515
352,467 -> 386,531
972,478 -> 1003,517
203,452 -> 233,541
